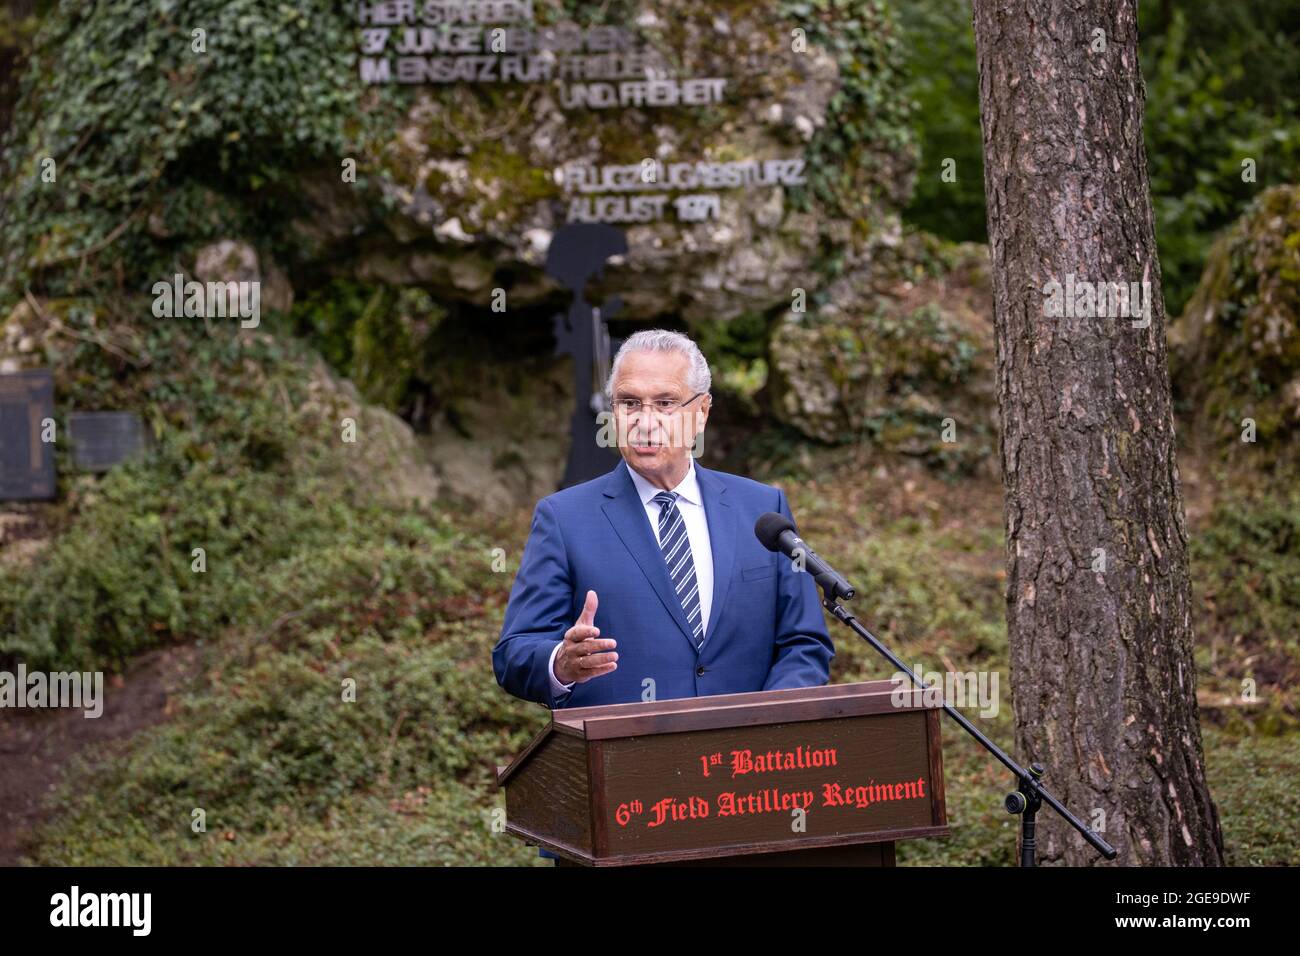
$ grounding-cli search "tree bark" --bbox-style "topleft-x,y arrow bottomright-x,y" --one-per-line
971,0 -> 1224,864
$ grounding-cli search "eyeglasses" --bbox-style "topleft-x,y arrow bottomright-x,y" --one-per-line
612,392 -> 705,415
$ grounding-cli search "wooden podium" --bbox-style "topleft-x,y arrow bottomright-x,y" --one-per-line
496,679 -> 949,866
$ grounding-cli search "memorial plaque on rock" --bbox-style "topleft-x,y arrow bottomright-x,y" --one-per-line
0,369 -> 57,501
68,411 -> 147,472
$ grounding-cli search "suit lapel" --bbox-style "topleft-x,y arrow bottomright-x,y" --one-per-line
601,460 -> 698,650
695,463 -> 735,645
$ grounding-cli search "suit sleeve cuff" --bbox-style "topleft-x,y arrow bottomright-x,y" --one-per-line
548,641 -> 575,697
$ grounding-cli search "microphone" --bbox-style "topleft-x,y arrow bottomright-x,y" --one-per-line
754,512 -> 856,602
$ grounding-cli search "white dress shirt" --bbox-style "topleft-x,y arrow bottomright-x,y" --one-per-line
549,457 -> 714,698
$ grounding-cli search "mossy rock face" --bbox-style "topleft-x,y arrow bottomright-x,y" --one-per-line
1172,184 -> 1300,458
1,295 -> 72,373
767,239 -> 996,472
292,0 -> 917,323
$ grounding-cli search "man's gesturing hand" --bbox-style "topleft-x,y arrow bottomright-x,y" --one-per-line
555,590 -> 618,685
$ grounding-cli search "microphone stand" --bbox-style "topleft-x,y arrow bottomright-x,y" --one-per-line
817,582 -> 1117,866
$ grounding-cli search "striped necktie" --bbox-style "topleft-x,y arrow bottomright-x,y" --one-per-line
651,490 -> 704,649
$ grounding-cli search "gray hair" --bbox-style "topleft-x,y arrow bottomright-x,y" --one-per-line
605,328 -> 712,400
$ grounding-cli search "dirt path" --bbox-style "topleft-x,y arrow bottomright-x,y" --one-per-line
0,644 -> 200,865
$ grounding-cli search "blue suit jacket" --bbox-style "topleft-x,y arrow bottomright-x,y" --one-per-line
493,459 -> 835,712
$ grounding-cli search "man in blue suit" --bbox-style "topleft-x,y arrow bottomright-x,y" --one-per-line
493,328 -> 834,714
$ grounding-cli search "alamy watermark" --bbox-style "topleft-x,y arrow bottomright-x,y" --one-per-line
0,664 -> 103,718
151,273 -> 260,328
50,886 -> 150,936
595,409 -> 707,458
1042,273 -> 1151,328
890,663 -> 1000,718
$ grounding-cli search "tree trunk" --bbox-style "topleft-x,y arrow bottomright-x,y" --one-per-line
971,0 -> 1225,864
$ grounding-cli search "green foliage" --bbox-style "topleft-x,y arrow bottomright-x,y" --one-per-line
690,310 -> 771,405
1189,481 -> 1300,733
769,297 -> 994,472
1172,185 -> 1300,455
1,307 -> 557,865
1143,3 -> 1300,316
896,0 -> 985,242
778,0 -> 918,226
0,305 -> 418,672
1195,485 -> 1300,642
895,0 -> 1300,318
289,280 -> 446,413
875,302 -> 980,384
828,522 -> 1006,677
23,555 -> 547,865
1202,726 -> 1300,865
0,0 -> 404,307
0,271 -> 556,865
